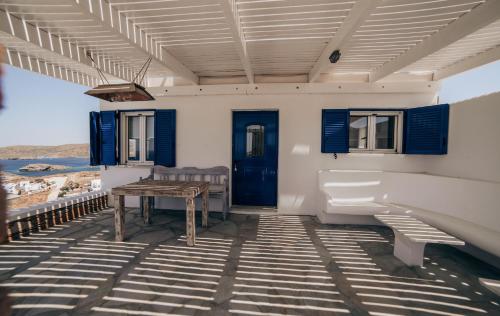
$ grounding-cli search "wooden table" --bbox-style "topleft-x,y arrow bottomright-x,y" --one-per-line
111,180 -> 210,246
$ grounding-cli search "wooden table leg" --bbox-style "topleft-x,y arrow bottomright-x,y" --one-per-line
143,196 -> 151,224
202,189 -> 208,228
186,197 -> 195,246
114,195 -> 125,241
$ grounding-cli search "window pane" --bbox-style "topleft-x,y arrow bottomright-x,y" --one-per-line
246,125 -> 265,157
349,116 -> 368,149
146,116 -> 155,161
375,116 -> 396,149
127,116 -> 140,161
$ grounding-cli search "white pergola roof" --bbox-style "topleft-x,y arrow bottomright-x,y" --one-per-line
1,0 -> 499,87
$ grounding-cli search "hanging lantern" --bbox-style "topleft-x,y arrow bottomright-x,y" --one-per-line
84,53 -> 154,102
85,82 -> 154,102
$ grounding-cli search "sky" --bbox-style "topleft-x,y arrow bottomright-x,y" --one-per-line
0,60 -> 499,147
438,60 -> 500,104
0,65 -> 98,147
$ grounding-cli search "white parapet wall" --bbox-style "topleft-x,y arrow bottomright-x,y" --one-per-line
419,91 -> 500,183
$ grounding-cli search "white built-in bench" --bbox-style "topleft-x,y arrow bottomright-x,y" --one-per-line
479,278 -> 500,296
375,214 -> 464,266
318,170 -> 500,265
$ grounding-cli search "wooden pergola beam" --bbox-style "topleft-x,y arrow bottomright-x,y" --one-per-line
0,9 -> 128,86
434,45 -> 500,81
370,0 -> 500,82
308,1 -> 380,83
69,0 -> 199,85
217,0 -> 254,84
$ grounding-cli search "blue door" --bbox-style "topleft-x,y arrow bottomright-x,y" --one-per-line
232,111 -> 278,206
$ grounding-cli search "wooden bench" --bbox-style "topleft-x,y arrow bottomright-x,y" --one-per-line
148,166 -> 229,220
375,214 -> 465,266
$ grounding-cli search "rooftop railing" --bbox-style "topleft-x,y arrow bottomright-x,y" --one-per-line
5,191 -> 108,241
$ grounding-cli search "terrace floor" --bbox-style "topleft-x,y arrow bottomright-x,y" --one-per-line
0,208 -> 499,316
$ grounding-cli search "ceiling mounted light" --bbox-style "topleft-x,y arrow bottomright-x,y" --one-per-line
85,82 -> 154,102
329,50 -> 341,64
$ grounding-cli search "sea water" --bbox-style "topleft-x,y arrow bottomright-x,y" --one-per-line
0,157 -> 99,177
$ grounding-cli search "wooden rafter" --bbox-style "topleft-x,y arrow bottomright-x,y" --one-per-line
217,0 -> 254,84
68,0 -> 199,85
434,45 -> 500,80
308,1 -> 380,83
0,9 -> 128,86
370,0 -> 500,82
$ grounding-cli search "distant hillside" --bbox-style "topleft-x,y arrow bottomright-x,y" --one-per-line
0,144 -> 89,159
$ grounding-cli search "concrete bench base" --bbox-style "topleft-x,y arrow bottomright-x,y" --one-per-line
375,214 -> 465,267
479,278 -> 500,296
394,231 -> 426,266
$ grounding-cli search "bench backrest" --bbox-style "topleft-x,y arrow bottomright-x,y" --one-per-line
318,170 -> 389,204
153,166 -> 229,185
384,172 -> 500,234
318,169 -> 500,233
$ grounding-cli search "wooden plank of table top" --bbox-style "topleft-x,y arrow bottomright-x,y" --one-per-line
112,181 -> 209,198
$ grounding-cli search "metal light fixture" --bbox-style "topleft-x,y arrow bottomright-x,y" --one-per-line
85,82 -> 154,102
329,50 -> 341,64
85,53 -> 155,102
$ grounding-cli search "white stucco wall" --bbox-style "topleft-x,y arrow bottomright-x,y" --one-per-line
419,91 -> 500,183
100,91 -> 438,213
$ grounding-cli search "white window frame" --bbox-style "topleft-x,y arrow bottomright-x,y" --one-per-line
349,111 -> 403,154
120,111 -> 155,165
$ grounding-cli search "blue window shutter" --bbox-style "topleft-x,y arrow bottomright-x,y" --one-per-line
404,104 -> 449,155
89,112 -> 101,166
154,110 -> 176,167
321,109 -> 349,153
100,111 -> 117,165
